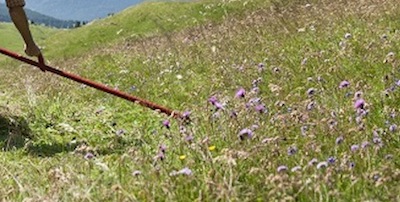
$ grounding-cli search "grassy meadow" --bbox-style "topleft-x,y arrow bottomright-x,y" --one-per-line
0,0 -> 399,201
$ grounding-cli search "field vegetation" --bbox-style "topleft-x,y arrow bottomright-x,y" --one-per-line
0,0 -> 399,201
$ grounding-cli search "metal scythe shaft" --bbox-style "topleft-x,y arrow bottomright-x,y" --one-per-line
0,47 -> 182,119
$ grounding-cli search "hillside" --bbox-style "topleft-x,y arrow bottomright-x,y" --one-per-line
0,0 -> 399,201
0,22 -> 61,56
0,3 -> 78,28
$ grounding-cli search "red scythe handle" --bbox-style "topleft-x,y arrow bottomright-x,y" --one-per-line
0,47 -> 182,119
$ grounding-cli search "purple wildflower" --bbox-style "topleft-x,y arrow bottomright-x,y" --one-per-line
372,137 -> 382,145
291,166 -> 302,172
84,152 -> 94,160
344,33 -> 352,39
132,170 -> 142,176
251,87 -> 260,94
317,161 -> 328,169
235,88 -> 246,98
361,141 -> 370,149
257,63 -> 265,69
327,156 -> 336,164
178,167 -> 193,175
385,154 -> 393,160
308,158 -> 318,166
354,99 -> 365,109
287,146 -> 298,156
182,111 -> 191,119
238,128 -> 253,140
255,104 -> 266,113
159,144 -> 167,153
252,78 -> 262,87
339,80 -> 350,89
307,88 -> 316,96
116,129 -> 125,136
300,125 -> 308,136
277,165 -> 288,173
349,162 -> 355,169
155,152 -> 165,161
351,144 -> 359,152
306,101 -> 316,111
354,91 -> 363,99
214,102 -> 224,110
389,124 -> 397,132
185,135 -> 194,142
230,111 -> 238,118
162,120 -> 171,129
208,96 -> 218,105
335,136 -> 344,145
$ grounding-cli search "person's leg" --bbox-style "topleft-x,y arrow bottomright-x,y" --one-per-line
7,0 -> 41,57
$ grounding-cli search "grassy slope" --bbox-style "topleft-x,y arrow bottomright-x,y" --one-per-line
0,22 -> 60,55
1,0 -> 400,201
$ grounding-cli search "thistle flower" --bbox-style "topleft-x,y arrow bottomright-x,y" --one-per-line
162,120 -> 171,129
132,170 -> 142,176
255,104 -> 266,113
287,146 -> 298,156
238,128 -> 253,140
155,152 -> 165,161
316,161 -> 328,169
277,165 -> 288,173
308,158 -> 318,166
301,125 -> 308,136
182,111 -> 191,119
230,111 -> 238,118
385,154 -> 393,160
354,99 -> 365,109
214,102 -> 224,110
354,91 -> 363,99
257,63 -> 265,72
372,137 -> 382,145
179,167 -> 192,175
349,162 -> 355,169
335,136 -> 344,145
344,33 -> 352,39
84,152 -> 94,160
208,96 -> 218,105
339,80 -> 350,89
351,144 -> 359,152
361,141 -> 370,149
235,88 -> 246,98
306,101 -> 316,111
307,88 -> 316,96
185,135 -> 194,142
115,129 -> 125,136
291,166 -> 302,172
389,124 -> 397,132
327,156 -> 336,164
170,167 -> 193,176
159,144 -> 167,153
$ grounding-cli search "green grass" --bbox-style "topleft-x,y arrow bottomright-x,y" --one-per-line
0,0 -> 399,201
0,22 -> 60,56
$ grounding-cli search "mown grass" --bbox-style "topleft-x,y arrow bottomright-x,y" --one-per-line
0,0 -> 399,201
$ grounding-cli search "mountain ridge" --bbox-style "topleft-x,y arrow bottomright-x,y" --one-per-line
13,0 -> 143,21
0,3 -> 79,28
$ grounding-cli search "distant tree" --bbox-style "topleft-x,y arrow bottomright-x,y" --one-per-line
74,21 -> 81,28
